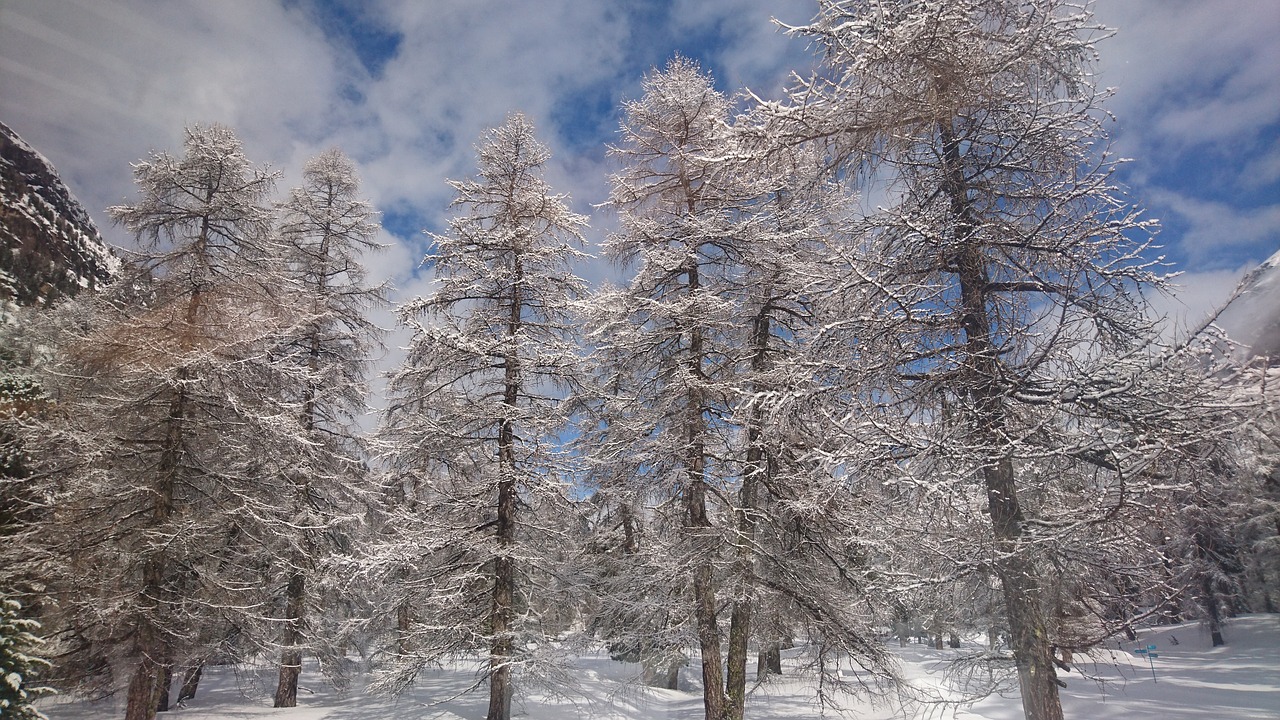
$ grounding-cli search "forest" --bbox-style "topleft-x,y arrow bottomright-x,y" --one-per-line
2,2 -> 1277,720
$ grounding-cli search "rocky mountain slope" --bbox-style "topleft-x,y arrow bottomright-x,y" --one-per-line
1,121 -> 117,307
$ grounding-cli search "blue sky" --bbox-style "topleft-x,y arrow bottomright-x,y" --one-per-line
1,0 -> 1277,336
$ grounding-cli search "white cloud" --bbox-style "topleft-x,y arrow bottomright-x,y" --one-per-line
1150,265 -> 1249,340
1094,0 -> 1280,153
1091,0 -> 1280,221
1146,188 -> 1280,265
1090,0 -> 1280,305
669,0 -> 814,96
2,0 -> 1273,364
1240,143 -> 1280,189
0,0 -> 351,238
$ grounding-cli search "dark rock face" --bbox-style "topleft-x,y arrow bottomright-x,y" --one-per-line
1,121 -> 117,306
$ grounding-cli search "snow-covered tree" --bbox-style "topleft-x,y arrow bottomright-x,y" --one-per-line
268,148 -> 387,707
768,3 -> 1240,719
376,113 -> 587,720
1150,352 -> 1279,645
717,135 -> 900,713
584,57 -> 895,720
582,56 -> 743,720
1238,362 -> 1280,613
19,124 -> 305,720
0,308 -> 46,551
0,596 -> 51,720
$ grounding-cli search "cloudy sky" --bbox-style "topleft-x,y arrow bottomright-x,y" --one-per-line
2,0 -> 1278,339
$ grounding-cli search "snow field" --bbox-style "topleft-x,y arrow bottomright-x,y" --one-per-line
40,615 -> 1280,720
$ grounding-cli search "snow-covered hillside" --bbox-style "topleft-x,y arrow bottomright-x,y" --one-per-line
39,615 -> 1280,720
0,121 -> 117,307
1217,248 -> 1280,361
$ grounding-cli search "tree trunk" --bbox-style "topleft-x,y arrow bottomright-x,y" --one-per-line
488,258 -> 523,720
396,596 -> 412,655
1200,575 -> 1225,647
724,599 -> 751,720
1160,540 -> 1183,623
1002,571 -> 1063,720
690,473 -> 726,720
176,663 -> 202,705
487,476 -> 517,720
127,383 -> 186,720
274,570 -> 306,707
983,455 -> 1063,720
757,643 -> 782,676
725,309 -> 770,720
681,259 -> 726,720
155,660 -> 172,712
941,117 -> 1063,720
125,653 -> 163,720
276,274 -> 325,710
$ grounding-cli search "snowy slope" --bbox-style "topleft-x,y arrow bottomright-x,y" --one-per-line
1217,248 -> 1280,361
0,121 -> 117,306
960,615 -> 1280,720
39,615 -> 1280,720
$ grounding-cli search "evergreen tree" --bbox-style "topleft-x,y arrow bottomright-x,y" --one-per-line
0,596 -> 51,720
0,308 -> 46,549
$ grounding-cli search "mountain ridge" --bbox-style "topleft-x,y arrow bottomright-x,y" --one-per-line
1,121 -> 117,307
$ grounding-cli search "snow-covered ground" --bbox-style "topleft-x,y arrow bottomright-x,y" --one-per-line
40,615 -> 1280,720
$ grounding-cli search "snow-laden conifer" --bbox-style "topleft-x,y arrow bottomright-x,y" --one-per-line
375,113 -> 587,720
581,56 -> 742,720
268,148 -> 388,706
767,3 -> 1242,719
0,596 -> 51,720
19,124 -> 308,720
583,57 -> 900,720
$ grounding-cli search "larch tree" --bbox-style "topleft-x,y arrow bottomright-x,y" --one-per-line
376,113 -> 588,720
583,56 -> 742,720
585,56 -> 897,720
768,2 -> 1238,719
716,133 -> 898,714
269,148 -> 387,707
19,124 -> 303,720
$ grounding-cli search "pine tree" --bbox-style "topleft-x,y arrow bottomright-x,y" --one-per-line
0,596 -> 51,720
